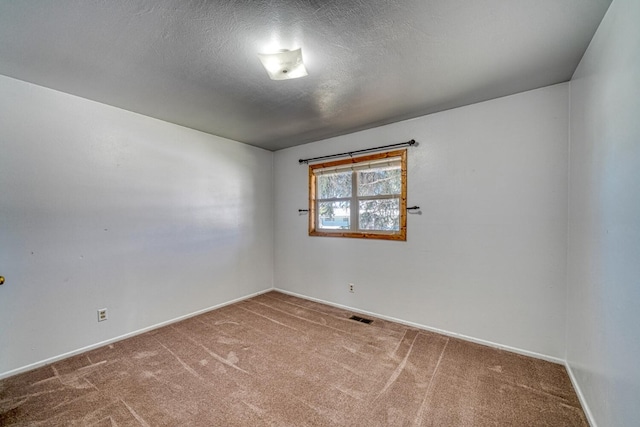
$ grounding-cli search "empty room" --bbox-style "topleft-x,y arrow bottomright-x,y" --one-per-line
1,0 -> 638,426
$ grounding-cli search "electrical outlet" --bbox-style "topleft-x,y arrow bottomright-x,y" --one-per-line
97,308 -> 108,322
349,283 -> 355,293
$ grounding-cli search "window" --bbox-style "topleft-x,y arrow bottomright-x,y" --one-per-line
308,149 -> 407,240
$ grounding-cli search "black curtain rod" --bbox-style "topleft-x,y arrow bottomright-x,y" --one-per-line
298,139 -> 416,164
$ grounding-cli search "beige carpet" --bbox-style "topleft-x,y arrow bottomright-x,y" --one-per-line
0,291 -> 587,426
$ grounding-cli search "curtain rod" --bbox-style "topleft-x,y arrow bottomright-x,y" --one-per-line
298,139 -> 417,164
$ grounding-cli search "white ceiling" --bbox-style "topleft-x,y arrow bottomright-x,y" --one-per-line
0,0 -> 611,151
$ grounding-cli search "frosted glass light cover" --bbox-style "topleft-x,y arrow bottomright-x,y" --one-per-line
258,48 -> 308,80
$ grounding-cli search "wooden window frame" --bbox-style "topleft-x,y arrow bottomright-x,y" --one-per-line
308,149 -> 407,241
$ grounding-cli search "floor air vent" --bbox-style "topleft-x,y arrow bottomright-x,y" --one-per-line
349,315 -> 373,324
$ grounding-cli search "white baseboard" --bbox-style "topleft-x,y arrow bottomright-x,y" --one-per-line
274,288 -> 564,365
0,288 -> 273,380
565,362 -> 597,427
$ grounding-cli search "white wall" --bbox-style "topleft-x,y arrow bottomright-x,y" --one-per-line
567,0 -> 640,425
0,75 -> 274,377
275,84 -> 569,359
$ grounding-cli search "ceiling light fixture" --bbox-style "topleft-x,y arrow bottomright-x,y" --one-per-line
258,48 -> 308,80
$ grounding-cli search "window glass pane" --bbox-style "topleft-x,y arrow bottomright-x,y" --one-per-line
357,167 -> 401,197
317,171 -> 352,199
358,199 -> 400,231
318,201 -> 350,230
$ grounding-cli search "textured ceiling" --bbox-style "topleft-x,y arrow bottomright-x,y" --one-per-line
0,0 -> 611,151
